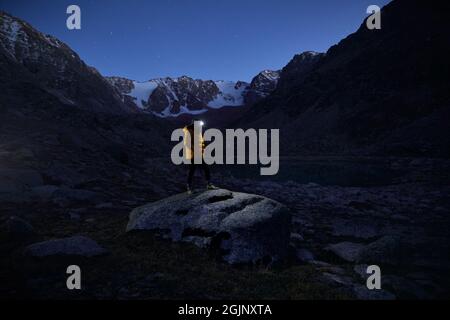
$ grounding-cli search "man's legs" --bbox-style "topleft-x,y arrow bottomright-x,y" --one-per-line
187,162 -> 216,192
187,163 -> 196,192
202,162 -> 217,189
202,162 -> 211,184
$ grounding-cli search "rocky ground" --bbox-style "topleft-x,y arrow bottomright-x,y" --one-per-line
216,158 -> 450,299
1,151 -> 449,300
0,149 -> 343,300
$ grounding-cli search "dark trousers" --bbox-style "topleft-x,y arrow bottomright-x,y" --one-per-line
187,162 -> 211,187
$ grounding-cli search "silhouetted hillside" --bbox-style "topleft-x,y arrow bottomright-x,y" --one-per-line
242,0 -> 450,157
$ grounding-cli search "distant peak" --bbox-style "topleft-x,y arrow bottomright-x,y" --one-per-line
261,69 -> 280,74
295,51 -> 323,59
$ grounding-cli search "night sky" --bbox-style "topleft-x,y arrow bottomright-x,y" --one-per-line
1,0 -> 390,81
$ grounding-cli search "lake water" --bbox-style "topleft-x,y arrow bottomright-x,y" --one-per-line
215,157 -> 408,187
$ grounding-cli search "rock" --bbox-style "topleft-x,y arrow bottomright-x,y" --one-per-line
126,189 -> 291,264
31,185 -> 60,200
95,202 -> 113,209
327,237 -> 408,266
410,159 -> 427,167
322,272 -> 355,287
320,265 -> 396,300
25,236 -> 107,257
309,260 -> 332,267
305,183 -> 320,188
318,265 -> 347,276
382,275 -> 431,299
353,264 -> 370,280
3,216 -> 35,239
43,165 -> 88,187
290,232 -> 304,243
348,201 -> 375,211
0,169 -> 43,193
52,187 -> 103,206
352,285 -> 396,300
68,211 -> 81,220
325,242 -> 366,262
182,236 -> 212,249
14,148 -> 35,161
391,214 -> 410,222
295,248 -> 315,262
358,236 -> 407,265
330,219 -> 380,239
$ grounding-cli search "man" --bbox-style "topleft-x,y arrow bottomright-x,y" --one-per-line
183,119 -> 216,194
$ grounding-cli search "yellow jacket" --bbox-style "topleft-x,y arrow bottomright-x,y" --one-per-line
183,126 -> 205,161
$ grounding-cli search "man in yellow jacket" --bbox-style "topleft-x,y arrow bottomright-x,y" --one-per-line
183,119 -> 216,194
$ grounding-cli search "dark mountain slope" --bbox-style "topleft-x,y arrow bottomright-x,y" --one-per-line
275,51 -> 324,95
241,0 -> 450,157
0,11 -> 173,199
0,11 -> 134,114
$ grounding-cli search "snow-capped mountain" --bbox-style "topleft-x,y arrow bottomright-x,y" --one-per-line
107,71 -> 281,117
244,70 -> 281,105
0,9 -> 301,119
208,80 -> 249,108
107,76 -> 256,117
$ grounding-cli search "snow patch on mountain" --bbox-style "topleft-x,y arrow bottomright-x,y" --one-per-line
0,15 -> 23,58
129,81 -> 158,109
107,70 -> 281,117
119,78 -> 250,115
260,70 -> 280,82
1,13 -> 69,63
154,105 -> 208,118
43,35 -> 63,48
208,81 -> 247,108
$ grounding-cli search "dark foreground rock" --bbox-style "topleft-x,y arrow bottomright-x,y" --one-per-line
1,216 -> 36,240
25,236 -> 107,258
0,169 -> 43,194
325,236 -> 410,265
4,216 -> 34,233
126,189 -> 291,264
325,242 -> 366,263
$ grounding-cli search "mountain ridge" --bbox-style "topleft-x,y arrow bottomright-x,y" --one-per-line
239,0 -> 450,157
0,10 -> 134,114
106,69 -> 286,117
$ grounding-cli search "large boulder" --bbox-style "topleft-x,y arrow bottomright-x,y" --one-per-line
126,189 -> 291,264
